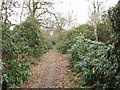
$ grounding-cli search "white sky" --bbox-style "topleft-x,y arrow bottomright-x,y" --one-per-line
53,0 -> 118,25
10,0 -> 118,27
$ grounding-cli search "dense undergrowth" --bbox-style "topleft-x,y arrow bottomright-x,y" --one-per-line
68,36 -> 119,88
57,33 -> 119,88
2,18 -> 50,88
56,2 -> 120,89
57,23 -> 113,54
57,32 -> 119,89
56,24 -> 95,54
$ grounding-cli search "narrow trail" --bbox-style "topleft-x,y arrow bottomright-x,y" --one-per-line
22,48 -> 74,88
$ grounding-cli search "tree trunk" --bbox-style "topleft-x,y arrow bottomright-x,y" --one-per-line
94,24 -> 98,41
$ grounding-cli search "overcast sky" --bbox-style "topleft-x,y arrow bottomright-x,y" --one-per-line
11,0 -> 118,26
52,0 -> 118,25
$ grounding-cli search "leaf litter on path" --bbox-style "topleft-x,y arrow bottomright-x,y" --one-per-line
21,48 -> 74,88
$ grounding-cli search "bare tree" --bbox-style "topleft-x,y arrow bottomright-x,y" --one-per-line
1,0 -> 20,25
87,0 -> 106,41
20,0 -> 56,27
24,0 -> 53,18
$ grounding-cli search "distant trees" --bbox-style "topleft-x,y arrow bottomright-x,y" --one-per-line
41,14 -> 69,44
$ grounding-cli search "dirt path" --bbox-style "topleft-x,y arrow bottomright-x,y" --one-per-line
21,48 -> 74,88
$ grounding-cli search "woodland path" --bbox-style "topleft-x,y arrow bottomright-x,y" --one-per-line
21,47 -> 74,88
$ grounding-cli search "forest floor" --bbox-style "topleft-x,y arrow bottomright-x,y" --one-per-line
21,47 -> 75,88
